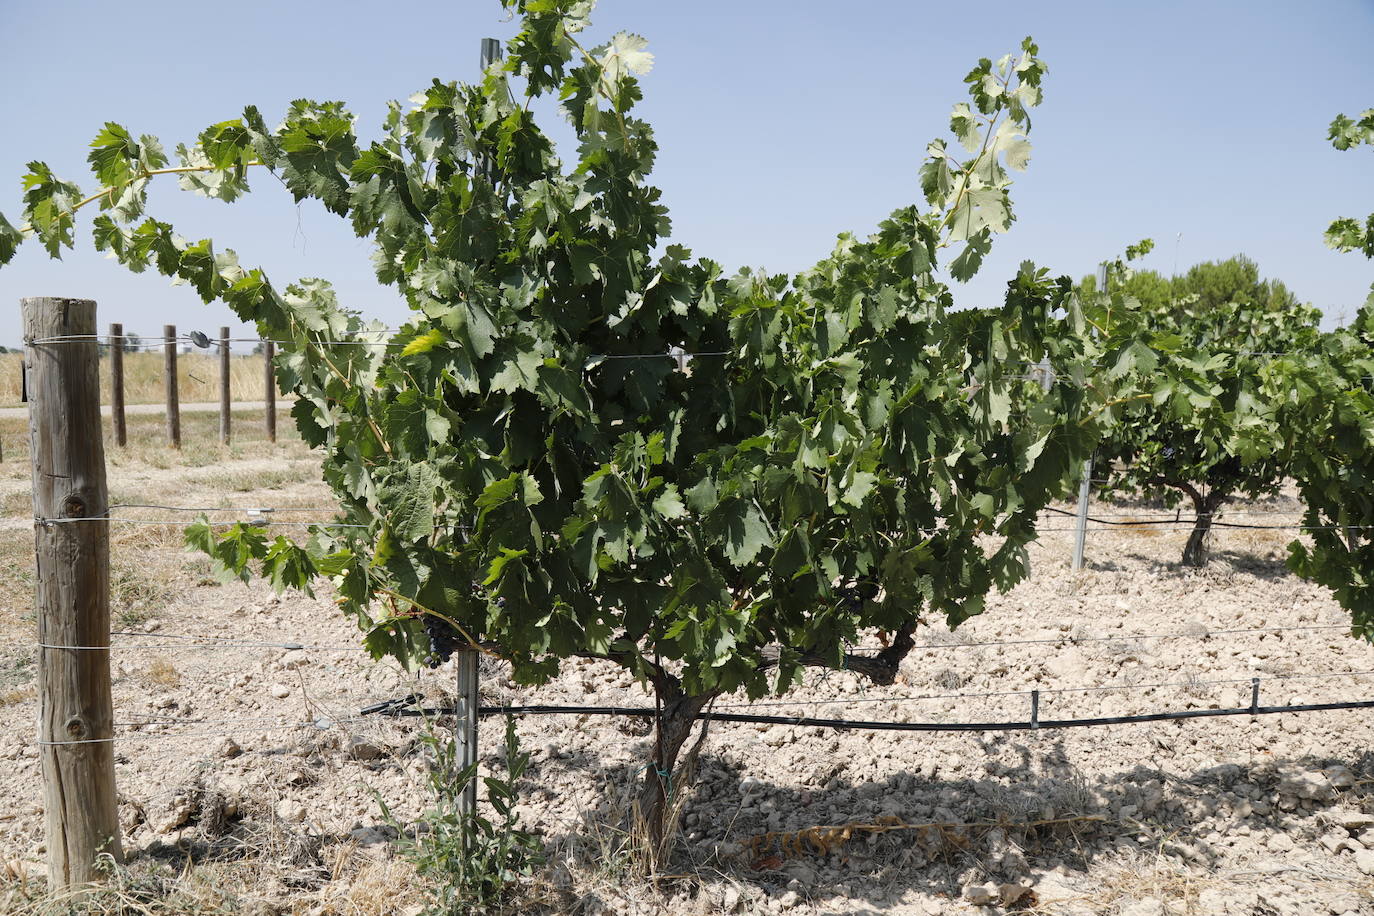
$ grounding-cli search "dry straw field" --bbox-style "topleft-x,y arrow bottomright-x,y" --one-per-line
0,351 -> 267,409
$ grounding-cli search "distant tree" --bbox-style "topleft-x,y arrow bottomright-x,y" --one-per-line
1085,254 -> 1302,327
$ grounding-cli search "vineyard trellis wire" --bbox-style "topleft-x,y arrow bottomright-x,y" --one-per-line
12,628 -> 1374,743
23,671 -> 1374,746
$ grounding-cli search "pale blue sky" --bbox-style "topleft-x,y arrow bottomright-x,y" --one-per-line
1,0 -> 1371,348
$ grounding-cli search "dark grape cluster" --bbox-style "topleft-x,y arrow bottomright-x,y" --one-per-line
837,577 -> 880,613
423,615 -> 463,669
422,594 -> 504,668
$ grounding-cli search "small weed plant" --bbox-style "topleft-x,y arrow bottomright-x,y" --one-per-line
380,717 -> 544,915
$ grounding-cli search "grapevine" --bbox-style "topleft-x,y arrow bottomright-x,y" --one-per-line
1,0 -> 1139,848
1090,251 -> 1322,566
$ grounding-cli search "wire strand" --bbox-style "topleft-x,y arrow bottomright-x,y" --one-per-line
20,622 -> 1352,655
110,503 -> 342,514
38,640 -> 368,652
710,667 -> 1374,709
33,516 -> 367,528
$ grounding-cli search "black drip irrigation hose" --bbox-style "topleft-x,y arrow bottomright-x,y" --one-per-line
362,697 -> 1374,733
1040,505 -> 1346,531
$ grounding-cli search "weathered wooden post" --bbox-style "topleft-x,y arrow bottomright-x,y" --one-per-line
23,297 -> 122,888
263,340 -> 276,443
109,322 -> 126,448
163,324 -> 180,448
219,327 -> 231,445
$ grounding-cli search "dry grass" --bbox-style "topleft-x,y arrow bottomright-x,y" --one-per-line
1063,849 -> 1374,915
0,351 -> 268,409
0,408 -> 312,480
111,560 -> 178,630
0,647 -> 34,707
142,658 -> 181,688
0,532 -> 34,635
1121,516 -> 1164,538
0,845 -> 430,916
0,686 -> 33,707
0,409 -> 318,647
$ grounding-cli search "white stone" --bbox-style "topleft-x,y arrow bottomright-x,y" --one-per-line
270,683 -> 291,699
963,882 -> 999,906
279,650 -> 309,670
1324,765 -> 1357,789
1332,809 -> 1374,830
153,796 -> 193,834
275,800 -> 307,823
1328,891 -> 1364,914
999,883 -> 1031,906
1279,771 -> 1334,801
1118,898 -> 1165,916
1267,833 -> 1295,852
1044,648 -> 1087,681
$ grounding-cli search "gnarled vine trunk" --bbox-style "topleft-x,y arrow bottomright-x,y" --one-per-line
633,684 -> 717,866
628,623 -> 918,868
1182,489 -> 1230,567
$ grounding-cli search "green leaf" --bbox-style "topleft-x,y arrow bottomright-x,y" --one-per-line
386,462 -> 439,543
1004,138 -> 1032,171
262,536 -> 318,594
401,328 -> 445,356
602,32 -> 654,80
88,122 -> 139,189
947,187 -> 1010,241
840,470 -> 878,508
685,477 -> 719,513
0,211 -> 23,265
22,161 -> 82,257
719,500 -> 771,566
652,484 -> 687,519
948,228 -> 993,281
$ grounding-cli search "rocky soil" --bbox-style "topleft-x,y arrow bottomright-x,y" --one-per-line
3,480 -> 1374,915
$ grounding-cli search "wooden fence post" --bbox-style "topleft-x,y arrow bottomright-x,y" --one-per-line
109,322 -> 126,448
219,327 -> 231,445
23,297 -> 122,888
163,325 -> 180,448
263,340 -> 276,443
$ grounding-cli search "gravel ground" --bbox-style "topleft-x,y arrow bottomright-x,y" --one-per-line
3,487 -> 1374,915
